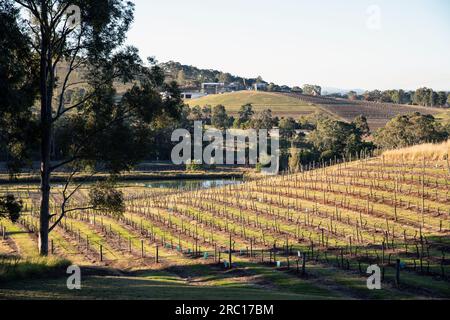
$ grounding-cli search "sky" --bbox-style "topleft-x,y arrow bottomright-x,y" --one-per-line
126,0 -> 450,91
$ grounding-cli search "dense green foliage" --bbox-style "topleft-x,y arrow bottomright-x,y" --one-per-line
0,2 -> 39,172
0,0 -> 184,254
89,181 -> 125,216
0,195 -> 22,222
374,113 -> 448,149
338,88 -> 448,107
212,105 -> 232,130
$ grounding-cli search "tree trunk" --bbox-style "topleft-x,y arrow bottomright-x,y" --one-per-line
38,1 -> 51,256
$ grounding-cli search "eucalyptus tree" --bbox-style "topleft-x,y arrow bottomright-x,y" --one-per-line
0,0 -> 182,255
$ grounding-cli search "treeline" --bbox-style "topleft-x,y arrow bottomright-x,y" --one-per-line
164,103 -> 375,170
2,101 -> 448,170
160,61 -> 264,89
170,103 -> 450,171
333,88 -> 449,108
160,61 -> 321,94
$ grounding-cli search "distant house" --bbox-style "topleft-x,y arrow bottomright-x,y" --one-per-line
201,83 -> 226,95
253,83 -> 268,91
226,82 -> 244,92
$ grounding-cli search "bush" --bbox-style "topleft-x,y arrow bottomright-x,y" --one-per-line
320,150 -> 336,161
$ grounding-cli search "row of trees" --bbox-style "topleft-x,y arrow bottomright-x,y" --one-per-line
343,88 -> 449,107
177,103 -> 450,170
35,101 -> 447,171
162,61 -> 268,89
162,61 -> 323,95
178,104 -> 373,169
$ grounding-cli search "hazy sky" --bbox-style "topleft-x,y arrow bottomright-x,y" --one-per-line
126,0 -> 450,91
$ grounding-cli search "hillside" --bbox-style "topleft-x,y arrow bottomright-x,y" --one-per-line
283,93 -> 445,130
185,91 -> 326,118
185,91 -> 448,130
161,61 -> 265,89
383,140 -> 450,161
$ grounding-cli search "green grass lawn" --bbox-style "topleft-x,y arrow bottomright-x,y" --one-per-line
0,264 -> 339,300
185,91 -> 324,118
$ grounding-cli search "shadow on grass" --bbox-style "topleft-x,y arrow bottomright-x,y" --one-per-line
0,262 -> 334,300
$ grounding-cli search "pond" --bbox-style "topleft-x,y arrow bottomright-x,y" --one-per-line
135,179 -> 243,190
0,178 -> 244,192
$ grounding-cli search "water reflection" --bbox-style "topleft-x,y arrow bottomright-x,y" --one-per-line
142,179 -> 242,190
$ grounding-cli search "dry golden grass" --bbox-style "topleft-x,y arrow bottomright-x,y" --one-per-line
383,140 -> 450,161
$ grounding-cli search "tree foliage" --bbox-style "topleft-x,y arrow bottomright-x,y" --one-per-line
234,104 -> 254,128
374,113 -> 448,149
0,0 -> 182,255
302,84 -> 322,96
0,195 -> 23,222
0,2 -> 39,174
89,181 -> 125,216
249,109 -> 276,131
307,115 -> 372,159
353,115 -> 370,137
211,105 -> 230,130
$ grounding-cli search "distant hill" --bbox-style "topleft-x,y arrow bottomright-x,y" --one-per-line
282,92 -> 445,130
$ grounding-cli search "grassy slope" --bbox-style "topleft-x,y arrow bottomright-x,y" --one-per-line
185,91 -> 325,118
436,110 -> 450,125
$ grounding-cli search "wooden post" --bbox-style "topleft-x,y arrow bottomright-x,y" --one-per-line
129,237 -> 132,253
51,239 -> 54,255
100,245 -> 103,262
396,259 -> 401,287
155,245 -> 159,263
195,238 -> 198,257
141,240 -> 144,258
286,238 -> 290,268
381,242 -> 385,280
302,252 -> 306,276
229,233 -> 232,269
